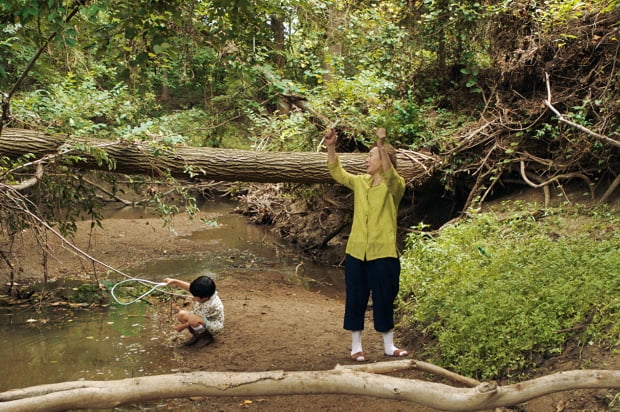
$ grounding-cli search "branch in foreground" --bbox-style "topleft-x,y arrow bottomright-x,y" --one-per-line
0,184 -> 140,283
0,364 -> 617,412
338,359 -> 481,388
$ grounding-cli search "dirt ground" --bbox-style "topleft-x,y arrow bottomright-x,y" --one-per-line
4,204 -> 618,411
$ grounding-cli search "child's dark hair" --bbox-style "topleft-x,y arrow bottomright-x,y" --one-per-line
189,275 -> 216,298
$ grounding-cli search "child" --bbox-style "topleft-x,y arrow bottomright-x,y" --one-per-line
163,275 -> 224,348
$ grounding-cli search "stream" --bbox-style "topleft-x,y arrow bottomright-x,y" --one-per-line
0,200 -> 344,393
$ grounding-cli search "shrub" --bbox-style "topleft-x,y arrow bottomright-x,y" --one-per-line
399,203 -> 619,380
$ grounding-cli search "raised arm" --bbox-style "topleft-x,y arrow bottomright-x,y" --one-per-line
324,128 -> 338,164
375,127 -> 394,172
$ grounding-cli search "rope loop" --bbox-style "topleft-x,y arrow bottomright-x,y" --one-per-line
110,278 -> 187,305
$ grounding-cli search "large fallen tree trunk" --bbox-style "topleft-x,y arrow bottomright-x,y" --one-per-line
0,128 -> 439,185
0,362 -> 617,412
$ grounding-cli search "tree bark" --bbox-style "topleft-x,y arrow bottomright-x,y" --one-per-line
0,365 -> 617,412
0,129 -> 437,185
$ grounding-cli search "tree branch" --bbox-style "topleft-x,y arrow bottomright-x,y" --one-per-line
519,160 -> 594,198
0,184 -> 143,282
543,72 -> 620,149
599,173 -> 620,204
0,367 -> 617,412
9,163 -> 43,191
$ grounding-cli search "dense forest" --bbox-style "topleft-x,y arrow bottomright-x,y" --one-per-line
1,0 -> 618,223
0,0 -> 618,409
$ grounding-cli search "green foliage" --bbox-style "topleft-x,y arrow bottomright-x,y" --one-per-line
535,0 -> 601,33
0,23 -> 23,80
399,204 -> 620,380
151,109 -> 223,147
417,0 -> 488,68
69,282 -> 105,304
310,69 -> 397,143
390,97 -> 469,148
34,170 -> 104,237
6,72 -> 202,235
337,4 -> 409,79
247,110 -> 317,152
149,181 -> 199,226
12,71 -> 155,136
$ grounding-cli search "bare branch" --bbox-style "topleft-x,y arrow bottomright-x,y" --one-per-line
0,367 -> 617,412
599,174 -> 620,204
82,177 -> 133,205
9,163 -> 43,191
519,160 -> 594,197
544,72 -> 620,149
0,184 -> 140,281
338,359 -> 482,387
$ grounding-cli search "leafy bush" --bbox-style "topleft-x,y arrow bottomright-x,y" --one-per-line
11,70 -> 157,137
399,203 -> 619,380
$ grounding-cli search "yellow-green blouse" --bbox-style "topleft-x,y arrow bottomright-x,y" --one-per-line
328,157 -> 405,261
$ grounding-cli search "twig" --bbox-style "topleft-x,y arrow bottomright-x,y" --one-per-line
1,184 -> 137,281
82,177 -> 133,205
519,160 -> 592,189
519,160 -> 594,200
10,163 -> 43,191
448,121 -> 494,153
399,150 -> 434,177
599,174 -> 620,204
544,72 -> 620,149
337,358 -> 481,387
316,119 -> 340,152
294,261 -> 304,276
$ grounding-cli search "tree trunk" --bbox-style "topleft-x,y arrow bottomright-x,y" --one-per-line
0,128 -> 438,184
0,364 -> 617,412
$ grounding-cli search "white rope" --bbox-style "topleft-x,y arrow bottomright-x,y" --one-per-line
110,278 -> 188,305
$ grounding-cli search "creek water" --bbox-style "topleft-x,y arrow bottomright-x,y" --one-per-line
0,200 -> 344,393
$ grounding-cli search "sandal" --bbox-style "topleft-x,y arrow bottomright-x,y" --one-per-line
351,351 -> 368,362
386,349 -> 409,357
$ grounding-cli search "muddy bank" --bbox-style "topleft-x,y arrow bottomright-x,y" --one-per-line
1,193 -> 617,411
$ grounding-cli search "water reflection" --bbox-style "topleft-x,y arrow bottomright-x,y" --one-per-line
0,200 -> 344,393
0,303 -> 171,391
109,200 -> 344,297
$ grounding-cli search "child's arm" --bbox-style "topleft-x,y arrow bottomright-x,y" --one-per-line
163,277 -> 190,291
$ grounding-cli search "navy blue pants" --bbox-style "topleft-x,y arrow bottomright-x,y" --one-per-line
343,254 -> 400,333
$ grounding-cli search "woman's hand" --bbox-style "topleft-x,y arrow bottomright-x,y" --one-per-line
324,128 -> 337,146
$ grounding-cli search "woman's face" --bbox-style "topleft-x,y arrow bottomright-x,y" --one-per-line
365,147 -> 382,175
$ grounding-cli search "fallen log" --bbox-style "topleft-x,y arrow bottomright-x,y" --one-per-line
0,128 -> 439,185
0,363 -> 617,412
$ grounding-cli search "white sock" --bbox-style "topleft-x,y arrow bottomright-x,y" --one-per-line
382,330 -> 398,355
351,330 -> 363,355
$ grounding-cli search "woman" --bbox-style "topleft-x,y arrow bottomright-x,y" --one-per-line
325,127 -> 408,362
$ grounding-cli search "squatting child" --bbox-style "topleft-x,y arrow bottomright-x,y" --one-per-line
163,275 -> 224,348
